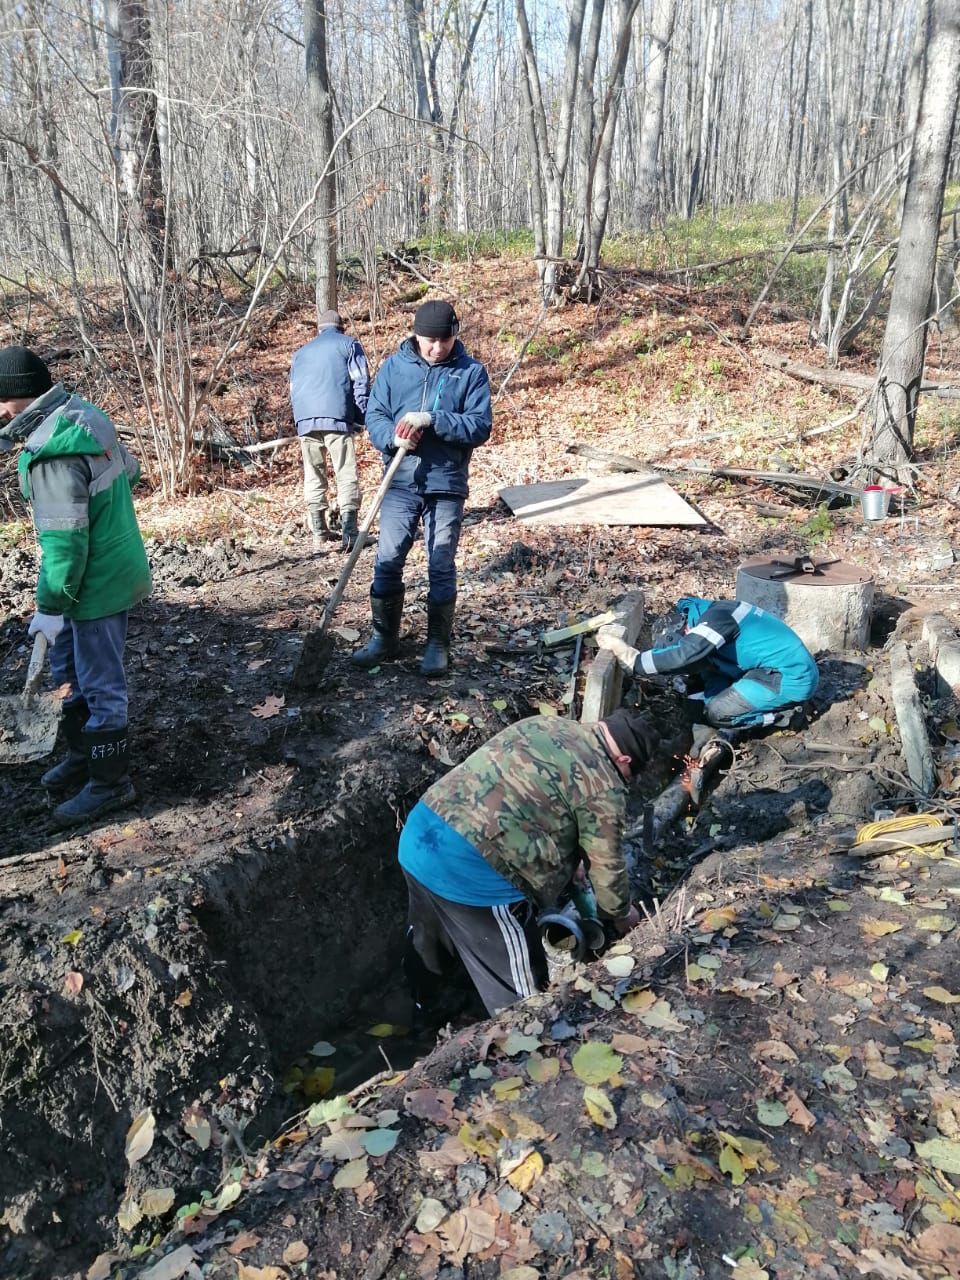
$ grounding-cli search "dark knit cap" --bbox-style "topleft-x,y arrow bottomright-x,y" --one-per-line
414,300 -> 459,339
603,709 -> 660,776
0,346 -> 51,400
317,310 -> 344,330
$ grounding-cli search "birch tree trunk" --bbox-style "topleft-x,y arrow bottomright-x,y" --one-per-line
634,0 -> 677,231
576,0 -> 642,289
686,0 -> 722,218
516,0 -> 588,302
869,2 -> 960,475
573,0 -> 607,262
304,0 -> 337,316
788,0 -> 813,233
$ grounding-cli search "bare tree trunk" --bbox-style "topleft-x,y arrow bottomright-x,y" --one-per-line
932,207 -> 960,336
516,0 -> 588,301
577,0 -> 642,287
686,0 -> 722,219
634,0 -> 676,230
304,0 -> 337,316
439,0 -> 489,222
104,0 -> 166,300
573,0 -> 607,262
869,2 -> 960,476
788,0 -> 813,233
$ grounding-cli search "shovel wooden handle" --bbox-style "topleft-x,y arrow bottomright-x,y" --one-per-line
320,442 -> 412,634
23,632 -> 48,699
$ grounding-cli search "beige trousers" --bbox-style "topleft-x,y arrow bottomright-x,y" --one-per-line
300,431 -> 360,513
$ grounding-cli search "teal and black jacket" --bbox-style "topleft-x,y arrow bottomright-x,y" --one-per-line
636,596 -> 819,704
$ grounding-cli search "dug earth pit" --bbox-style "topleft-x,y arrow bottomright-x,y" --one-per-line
0,746 -> 444,1280
0,527 -> 940,1278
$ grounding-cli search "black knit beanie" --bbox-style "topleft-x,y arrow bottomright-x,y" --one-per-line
413,300 -> 459,339
0,347 -> 52,400
603,709 -> 660,776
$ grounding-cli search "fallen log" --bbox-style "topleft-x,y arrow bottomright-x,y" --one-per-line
759,352 -> 960,400
652,462 -> 860,500
656,242 -> 840,276
566,444 -> 651,473
221,435 -> 300,456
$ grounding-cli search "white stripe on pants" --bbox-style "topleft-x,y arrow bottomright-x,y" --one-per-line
492,903 -> 537,1000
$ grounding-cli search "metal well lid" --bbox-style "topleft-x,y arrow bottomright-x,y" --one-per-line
739,554 -> 872,587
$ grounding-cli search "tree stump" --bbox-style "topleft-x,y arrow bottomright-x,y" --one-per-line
735,555 -> 874,652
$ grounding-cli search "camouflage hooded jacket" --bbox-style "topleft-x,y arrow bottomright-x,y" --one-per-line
421,716 -> 631,918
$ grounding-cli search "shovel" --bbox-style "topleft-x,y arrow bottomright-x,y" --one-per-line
0,633 -> 62,764
298,441 -> 413,675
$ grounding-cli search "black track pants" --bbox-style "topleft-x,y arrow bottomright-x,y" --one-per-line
403,870 -> 547,1016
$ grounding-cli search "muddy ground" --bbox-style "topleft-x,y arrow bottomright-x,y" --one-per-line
1,264 -> 960,1279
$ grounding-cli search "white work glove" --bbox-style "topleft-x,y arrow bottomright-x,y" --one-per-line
595,631 -> 639,670
28,611 -> 65,646
393,411 -> 432,450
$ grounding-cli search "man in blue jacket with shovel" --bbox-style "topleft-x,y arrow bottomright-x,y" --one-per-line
352,300 -> 492,677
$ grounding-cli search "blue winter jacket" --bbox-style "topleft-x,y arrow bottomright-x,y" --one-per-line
365,338 -> 492,496
636,597 -> 819,701
290,327 -> 370,435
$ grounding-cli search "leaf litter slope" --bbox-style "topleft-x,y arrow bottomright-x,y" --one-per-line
1,254 -> 959,1279
127,827 -> 960,1280
118,264 -> 960,1277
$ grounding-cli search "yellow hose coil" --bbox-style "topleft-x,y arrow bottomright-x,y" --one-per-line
854,813 -> 948,859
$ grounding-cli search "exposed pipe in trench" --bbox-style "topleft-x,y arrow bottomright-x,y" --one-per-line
624,730 -> 736,889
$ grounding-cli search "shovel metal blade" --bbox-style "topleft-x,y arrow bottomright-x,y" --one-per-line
0,692 -> 62,764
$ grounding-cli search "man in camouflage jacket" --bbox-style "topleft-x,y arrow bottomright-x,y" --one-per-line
399,709 -> 658,1015
0,347 -> 151,828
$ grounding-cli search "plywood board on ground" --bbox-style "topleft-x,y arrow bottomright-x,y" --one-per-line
497,473 -> 705,527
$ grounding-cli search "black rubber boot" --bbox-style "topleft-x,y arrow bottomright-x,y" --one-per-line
351,592 -> 404,668
40,698 -> 89,791
308,508 -> 337,553
52,727 -> 135,828
340,509 -> 359,552
420,598 -> 456,678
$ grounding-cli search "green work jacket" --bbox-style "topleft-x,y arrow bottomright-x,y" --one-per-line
15,385 -> 152,619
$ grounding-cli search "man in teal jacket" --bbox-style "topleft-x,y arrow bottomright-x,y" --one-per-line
597,596 -> 819,729
0,347 -> 152,826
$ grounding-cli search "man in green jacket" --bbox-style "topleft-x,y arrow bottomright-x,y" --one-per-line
0,347 -> 152,826
399,709 -> 658,1014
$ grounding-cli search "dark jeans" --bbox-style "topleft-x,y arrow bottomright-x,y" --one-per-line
372,489 -> 465,604
49,612 -> 129,731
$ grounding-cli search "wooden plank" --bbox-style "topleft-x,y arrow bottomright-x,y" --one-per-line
497,474 -> 705,527
889,642 -> 936,796
582,592 -> 644,723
